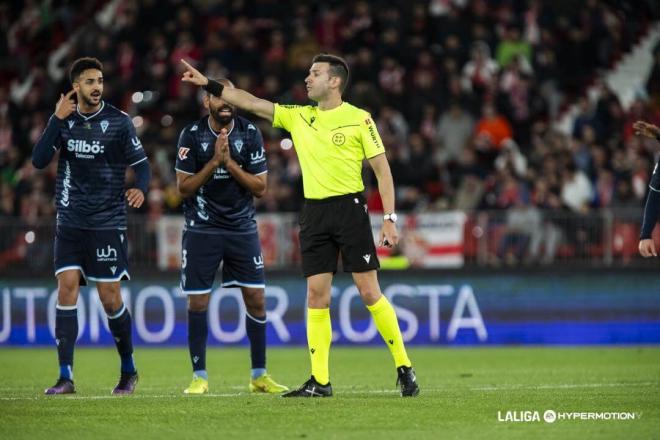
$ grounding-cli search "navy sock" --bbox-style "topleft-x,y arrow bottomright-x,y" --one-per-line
188,310 -> 208,372
246,313 -> 267,370
55,305 -> 78,380
107,304 -> 136,374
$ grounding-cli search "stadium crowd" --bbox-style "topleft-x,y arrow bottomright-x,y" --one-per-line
0,0 -> 659,229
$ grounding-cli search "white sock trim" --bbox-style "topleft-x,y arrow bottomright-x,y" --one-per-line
246,312 -> 267,324
56,304 -> 78,311
107,303 -> 126,320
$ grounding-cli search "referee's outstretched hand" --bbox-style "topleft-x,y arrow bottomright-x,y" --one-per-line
180,59 -> 208,87
633,120 -> 660,140
379,222 -> 399,248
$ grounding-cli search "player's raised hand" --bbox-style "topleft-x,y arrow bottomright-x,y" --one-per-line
633,120 -> 660,140
125,188 -> 145,208
379,221 -> 399,248
639,238 -> 657,257
55,90 -> 76,120
180,59 -> 208,87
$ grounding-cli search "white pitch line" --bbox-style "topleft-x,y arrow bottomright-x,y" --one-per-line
472,382 -> 659,391
3,382 -> 656,401
0,389 -> 413,401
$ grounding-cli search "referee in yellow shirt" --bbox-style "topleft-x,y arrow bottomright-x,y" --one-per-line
181,54 -> 419,397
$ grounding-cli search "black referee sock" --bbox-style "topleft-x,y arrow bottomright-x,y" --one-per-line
246,313 -> 267,374
55,305 -> 78,380
107,304 -> 136,374
188,310 -> 208,373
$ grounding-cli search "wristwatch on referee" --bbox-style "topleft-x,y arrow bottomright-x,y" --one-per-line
383,213 -> 398,223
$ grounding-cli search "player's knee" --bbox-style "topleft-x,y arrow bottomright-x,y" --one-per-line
57,284 -> 78,305
96,283 -> 122,313
188,294 -> 209,312
242,288 -> 265,315
99,294 -> 122,314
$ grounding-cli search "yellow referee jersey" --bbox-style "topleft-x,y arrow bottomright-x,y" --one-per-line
272,102 -> 385,199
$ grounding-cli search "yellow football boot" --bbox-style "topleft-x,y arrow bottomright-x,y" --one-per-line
249,374 -> 289,393
183,376 -> 209,394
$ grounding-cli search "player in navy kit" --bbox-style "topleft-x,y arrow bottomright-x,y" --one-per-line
175,79 -> 287,394
32,58 -> 150,395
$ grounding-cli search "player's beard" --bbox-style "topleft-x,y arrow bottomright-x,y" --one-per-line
82,91 -> 102,108
211,105 -> 234,126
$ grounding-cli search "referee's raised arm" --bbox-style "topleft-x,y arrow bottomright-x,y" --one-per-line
180,59 -> 275,123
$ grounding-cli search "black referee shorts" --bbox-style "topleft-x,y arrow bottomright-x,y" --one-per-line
299,192 -> 380,278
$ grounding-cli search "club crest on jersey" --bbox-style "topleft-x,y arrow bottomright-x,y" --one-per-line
67,120 -> 75,129
201,142 -> 209,152
178,147 -> 190,160
234,139 -> 243,153
100,120 -> 109,133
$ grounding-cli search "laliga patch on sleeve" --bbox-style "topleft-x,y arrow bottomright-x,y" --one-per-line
178,147 -> 190,160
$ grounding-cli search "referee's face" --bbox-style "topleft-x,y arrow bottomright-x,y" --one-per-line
306,63 -> 332,102
74,69 -> 103,108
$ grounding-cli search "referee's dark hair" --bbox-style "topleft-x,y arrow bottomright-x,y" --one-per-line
313,53 -> 349,93
69,57 -> 103,84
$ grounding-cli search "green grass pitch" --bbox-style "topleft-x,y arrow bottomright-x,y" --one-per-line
1,347 -> 658,439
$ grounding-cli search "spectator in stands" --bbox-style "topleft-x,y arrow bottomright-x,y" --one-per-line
434,101 -> 474,167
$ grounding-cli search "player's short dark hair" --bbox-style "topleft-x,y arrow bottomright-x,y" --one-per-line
69,57 -> 103,84
312,53 -> 349,93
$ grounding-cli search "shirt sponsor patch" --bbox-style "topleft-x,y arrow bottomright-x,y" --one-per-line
178,147 -> 190,160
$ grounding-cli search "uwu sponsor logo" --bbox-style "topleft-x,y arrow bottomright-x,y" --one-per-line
250,148 -> 265,163
131,137 -> 143,150
253,254 -> 264,269
96,245 -> 118,262
61,161 -> 72,207
67,139 -> 105,159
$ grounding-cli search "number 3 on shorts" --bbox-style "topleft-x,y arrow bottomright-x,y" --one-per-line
182,249 -> 187,269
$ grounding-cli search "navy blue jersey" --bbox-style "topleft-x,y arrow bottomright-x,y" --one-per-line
175,115 -> 267,233
44,102 -> 147,229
